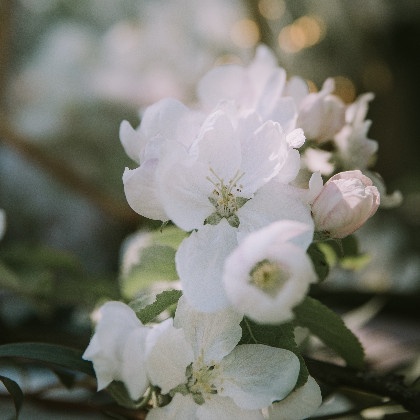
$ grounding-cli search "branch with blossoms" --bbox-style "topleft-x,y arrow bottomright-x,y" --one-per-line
1,45 -> 414,419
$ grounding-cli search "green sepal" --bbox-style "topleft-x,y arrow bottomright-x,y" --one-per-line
227,214 -> 240,228
135,289 -> 182,324
204,212 -> 223,226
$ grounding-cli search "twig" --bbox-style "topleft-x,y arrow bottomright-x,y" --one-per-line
305,357 -> 420,414
0,118 -> 141,226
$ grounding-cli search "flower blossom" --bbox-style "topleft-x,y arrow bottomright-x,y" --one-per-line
197,45 -> 309,134
82,301 -> 150,400
146,296 -> 300,419
164,107 -> 313,312
223,220 -> 316,324
297,78 -> 345,143
310,170 -> 380,239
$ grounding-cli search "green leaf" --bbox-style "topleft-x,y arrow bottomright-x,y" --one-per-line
135,289 -> 182,324
0,375 -> 24,419
121,245 -> 178,299
294,297 -> 365,369
0,343 -> 95,377
307,243 -> 329,282
240,318 -> 309,389
150,225 -> 187,249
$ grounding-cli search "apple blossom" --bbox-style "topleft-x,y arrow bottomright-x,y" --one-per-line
146,296 -> 300,419
334,93 -> 378,171
197,44 -> 308,134
297,78 -> 345,143
311,170 -> 380,239
161,107 -> 313,312
223,220 -> 316,324
82,301 -> 150,400
121,97 -> 204,221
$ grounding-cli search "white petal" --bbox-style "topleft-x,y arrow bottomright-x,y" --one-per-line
240,121 -> 286,194
176,221 -> 237,312
121,328 -> 150,400
219,344 -> 300,410
157,143 -> 214,231
82,301 -> 147,391
120,120 -> 142,164
264,97 -> 298,135
265,376 -> 322,420
256,68 -> 287,119
147,393 -> 198,420
197,65 -> 248,110
237,181 -> 313,246
123,165 -> 168,221
140,97 -> 192,142
195,109 -> 241,182
174,296 -> 243,364
146,318 -> 193,394
197,395 -> 264,420
286,128 -> 305,148
275,149 -> 301,184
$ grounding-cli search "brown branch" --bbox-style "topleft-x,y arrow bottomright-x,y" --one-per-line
0,118 -> 141,227
305,357 -> 420,414
0,0 -> 13,102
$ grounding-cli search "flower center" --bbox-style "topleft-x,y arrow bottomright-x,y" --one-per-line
185,358 -> 220,405
249,259 -> 290,297
204,168 -> 249,228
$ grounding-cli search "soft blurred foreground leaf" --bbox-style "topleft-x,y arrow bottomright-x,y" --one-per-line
240,318 -> 309,389
134,289 -> 182,324
0,343 -> 94,377
307,243 -> 329,282
0,375 -> 23,419
294,297 -> 365,369
120,226 -> 186,299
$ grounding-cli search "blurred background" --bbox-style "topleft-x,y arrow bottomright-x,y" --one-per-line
0,0 -> 420,417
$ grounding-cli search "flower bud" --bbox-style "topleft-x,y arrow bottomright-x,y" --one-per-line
297,78 -> 345,143
311,170 -> 380,238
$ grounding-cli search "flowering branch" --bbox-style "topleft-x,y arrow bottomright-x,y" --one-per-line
305,357 -> 420,414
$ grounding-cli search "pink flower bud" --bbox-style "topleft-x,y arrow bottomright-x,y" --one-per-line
311,170 -> 380,238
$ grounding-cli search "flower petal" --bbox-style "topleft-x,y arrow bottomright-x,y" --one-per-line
265,376 -> 322,420
147,393 -> 198,420
146,318 -> 193,394
123,165 -> 168,221
197,395 -> 264,420
219,344 -> 300,410
174,296 -> 243,364
175,221 -> 237,312
121,327 -> 150,400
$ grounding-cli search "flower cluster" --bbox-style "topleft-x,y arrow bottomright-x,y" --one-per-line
84,45 -> 394,418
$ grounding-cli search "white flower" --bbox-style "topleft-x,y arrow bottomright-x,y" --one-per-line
263,376 -> 322,420
223,220 -> 316,324
334,93 -> 378,170
311,170 -> 380,239
82,301 -> 150,400
197,44 -> 308,133
297,78 -> 345,143
146,297 -> 300,419
161,107 -> 313,312
121,97 -> 204,221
